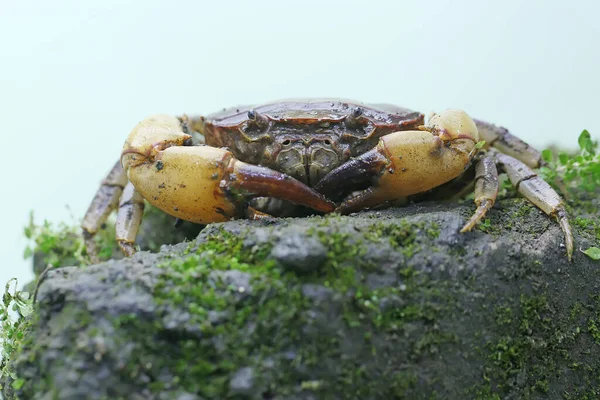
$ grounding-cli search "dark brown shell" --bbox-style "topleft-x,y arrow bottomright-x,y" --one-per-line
197,99 -> 424,185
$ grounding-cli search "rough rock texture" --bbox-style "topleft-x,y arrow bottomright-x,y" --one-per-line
4,199 -> 600,399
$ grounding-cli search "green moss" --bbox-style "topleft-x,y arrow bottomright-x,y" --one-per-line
570,301 -> 584,320
109,229 -> 298,397
364,220 -> 439,258
474,290 -> 600,398
512,201 -> 534,218
574,216 -> 600,243
3,301 -> 97,398
391,370 -> 418,397
494,305 -> 513,326
474,199 -> 540,236
476,218 -> 495,234
412,331 -> 458,357
100,222 -> 457,398
23,205 -> 203,275
0,279 -> 34,393
540,130 -> 599,196
484,295 -> 554,394
588,318 -> 600,343
311,228 -> 370,295
586,295 -> 600,345
23,212 -> 99,271
425,223 -> 441,240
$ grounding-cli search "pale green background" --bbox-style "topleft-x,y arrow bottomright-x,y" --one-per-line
1,0 -> 598,289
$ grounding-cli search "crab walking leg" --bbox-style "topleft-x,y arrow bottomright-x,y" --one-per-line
315,109 -> 479,214
460,156 -> 499,232
475,119 -> 574,199
474,120 -> 543,169
115,182 -> 145,256
122,115 -> 335,228
245,206 -> 274,221
496,153 -> 574,261
82,160 -> 129,262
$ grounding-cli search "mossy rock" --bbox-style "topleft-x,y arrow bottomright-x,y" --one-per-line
4,199 -> 600,399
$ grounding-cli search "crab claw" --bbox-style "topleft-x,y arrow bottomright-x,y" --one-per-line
315,109 -> 479,213
121,115 -> 334,225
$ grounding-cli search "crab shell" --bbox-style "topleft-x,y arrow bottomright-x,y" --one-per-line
191,100 -> 425,186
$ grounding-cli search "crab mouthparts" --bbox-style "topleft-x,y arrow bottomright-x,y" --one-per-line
274,140 -> 342,186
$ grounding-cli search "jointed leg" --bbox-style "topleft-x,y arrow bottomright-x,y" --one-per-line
82,160 -> 128,263
495,153 -> 574,261
461,156 -> 499,232
115,182 -> 145,256
245,206 -> 275,220
474,119 -> 543,169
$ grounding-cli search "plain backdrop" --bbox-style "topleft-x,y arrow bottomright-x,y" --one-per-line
1,0 -> 599,290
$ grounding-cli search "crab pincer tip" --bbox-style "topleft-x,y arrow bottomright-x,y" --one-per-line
231,161 -> 335,213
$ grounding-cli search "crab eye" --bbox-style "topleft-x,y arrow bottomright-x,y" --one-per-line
246,109 -> 269,130
345,107 -> 364,128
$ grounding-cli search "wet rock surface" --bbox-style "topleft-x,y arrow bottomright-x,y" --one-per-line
270,232 -> 327,272
4,199 -> 600,399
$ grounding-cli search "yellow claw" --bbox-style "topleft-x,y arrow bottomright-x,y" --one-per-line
316,109 -> 480,213
374,109 -> 478,198
122,114 -> 192,163
124,145 -> 239,224
425,108 -> 479,142
121,114 -> 335,225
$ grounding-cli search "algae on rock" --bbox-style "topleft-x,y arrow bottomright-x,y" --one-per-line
3,198 -> 600,399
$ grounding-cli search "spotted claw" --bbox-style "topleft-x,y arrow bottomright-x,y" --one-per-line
121,115 -> 335,226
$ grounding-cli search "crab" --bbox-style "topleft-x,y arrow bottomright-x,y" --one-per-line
82,99 -> 574,262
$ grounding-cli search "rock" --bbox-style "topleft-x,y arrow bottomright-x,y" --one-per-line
4,199 -> 600,399
301,284 -> 334,302
270,231 -> 327,272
